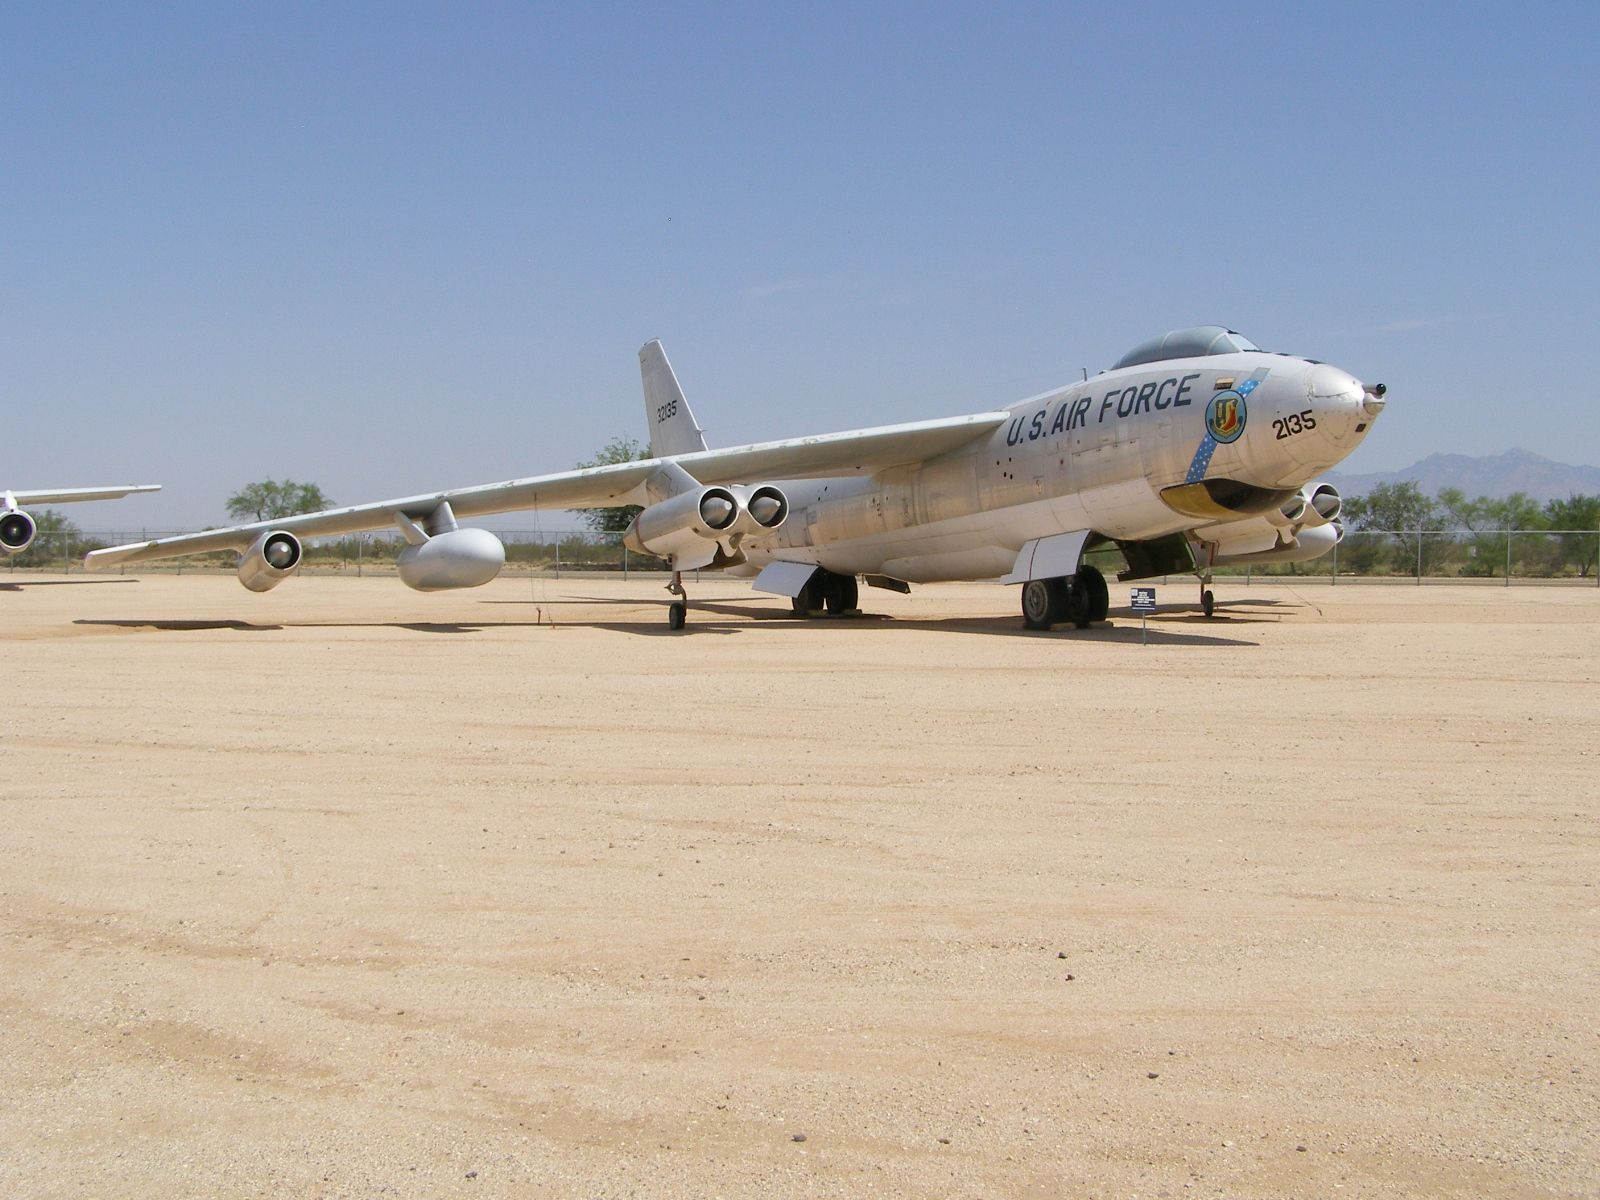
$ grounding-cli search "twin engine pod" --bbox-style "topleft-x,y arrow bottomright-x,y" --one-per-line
623,483 -> 788,569
1267,481 -> 1343,530
1,509 -> 38,554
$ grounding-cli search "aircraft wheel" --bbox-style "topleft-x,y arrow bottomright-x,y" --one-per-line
824,572 -> 858,615
792,572 -> 824,617
1021,578 -> 1066,630
668,601 -> 687,630
1078,564 -> 1109,623
1062,578 -> 1093,629
1202,589 -> 1215,618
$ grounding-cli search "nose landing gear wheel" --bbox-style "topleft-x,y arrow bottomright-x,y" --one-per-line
1201,588 -> 1215,618
668,601 -> 687,630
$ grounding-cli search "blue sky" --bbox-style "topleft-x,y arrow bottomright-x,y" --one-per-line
4,2 -> 1597,529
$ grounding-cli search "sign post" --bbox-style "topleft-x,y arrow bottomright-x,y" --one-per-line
1130,586 -> 1156,644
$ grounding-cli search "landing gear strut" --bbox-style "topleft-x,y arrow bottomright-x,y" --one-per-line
667,571 -> 688,630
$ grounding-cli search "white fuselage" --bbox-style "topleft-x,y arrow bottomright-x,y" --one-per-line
734,351 -> 1376,582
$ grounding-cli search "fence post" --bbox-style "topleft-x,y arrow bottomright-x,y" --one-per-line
623,544 -> 628,579
1417,527 -> 1423,584
1331,537 -> 1337,585
555,541 -> 561,580
1505,530 -> 1512,587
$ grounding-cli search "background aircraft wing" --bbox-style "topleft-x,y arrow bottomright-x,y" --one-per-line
84,412 -> 1008,569
8,485 -> 161,505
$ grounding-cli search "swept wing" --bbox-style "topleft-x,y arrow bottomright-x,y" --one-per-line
84,413 -> 1007,569
8,485 -> 161,505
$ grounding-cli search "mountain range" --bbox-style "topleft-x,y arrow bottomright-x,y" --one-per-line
1322,448 -> 1600,502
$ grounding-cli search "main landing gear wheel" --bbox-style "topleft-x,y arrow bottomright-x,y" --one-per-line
792,572 -> 824,617
823,572 -> 858,615
1022,573 -> 1097,631
1021,578 -> 1065,630
1201,588 -> 1215,618
1078,563 -> 1109,623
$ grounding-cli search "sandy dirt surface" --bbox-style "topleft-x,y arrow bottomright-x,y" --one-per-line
2,572 -> 1596,1198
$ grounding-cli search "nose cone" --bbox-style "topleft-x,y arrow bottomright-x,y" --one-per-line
1295,363 -> 1383,465
1308,364 -> 1365,415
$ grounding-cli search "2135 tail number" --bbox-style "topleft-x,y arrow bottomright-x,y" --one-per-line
1273,409 -> 1317,440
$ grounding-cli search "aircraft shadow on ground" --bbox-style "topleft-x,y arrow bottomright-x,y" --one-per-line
75,618 -> 285,633
71,603 -> 1260,646
73,618 -> 558,635
2,578 -> 141,591
577,602 -> 1258,645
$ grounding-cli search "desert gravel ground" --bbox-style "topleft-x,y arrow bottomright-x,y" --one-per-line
1,572 -> 1596,1199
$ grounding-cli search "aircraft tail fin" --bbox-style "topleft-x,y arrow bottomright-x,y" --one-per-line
639,340 -> 709,458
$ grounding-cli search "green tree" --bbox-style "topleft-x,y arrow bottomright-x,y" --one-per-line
225,480 -> 334,523
1544,493 -> 1600,577
572,436 -> 647,534
1343,482 -> 1444,575
1343,481 -> 1439,533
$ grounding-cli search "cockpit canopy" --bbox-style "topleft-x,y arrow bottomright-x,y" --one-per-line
1112,326 -> 1260,371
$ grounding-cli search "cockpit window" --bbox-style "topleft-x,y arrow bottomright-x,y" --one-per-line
1112,326 -> 1261,370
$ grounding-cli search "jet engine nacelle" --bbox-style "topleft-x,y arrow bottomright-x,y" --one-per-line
1295,482 -> 1343,528
1,508 -> 38,554
623,486 -> 741,566
1266,482 -> 1342,530
1210,519 -> 1343,567
238,530 -> 303,592
396,527 -> 506,592
727,484 -> 789,537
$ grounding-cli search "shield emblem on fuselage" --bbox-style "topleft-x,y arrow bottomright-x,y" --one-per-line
1205,390 -> 1246,444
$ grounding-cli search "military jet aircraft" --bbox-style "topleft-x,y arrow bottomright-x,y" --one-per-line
84,326 -> 1385,629
4,485 -> 161,556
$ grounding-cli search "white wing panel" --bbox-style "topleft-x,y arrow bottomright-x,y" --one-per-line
84,413 -> 1007,569
8,485 -> 161,505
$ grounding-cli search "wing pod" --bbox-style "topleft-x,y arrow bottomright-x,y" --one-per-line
623,485 -> 742,570
1,508 -> 38,554
393,502 -> 505,591
396,529 -> 505,591
238,530 -> 303,592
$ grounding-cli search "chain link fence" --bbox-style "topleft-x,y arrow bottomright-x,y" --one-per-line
1214,529 -> 1600,586
7,527 -> 1600,585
